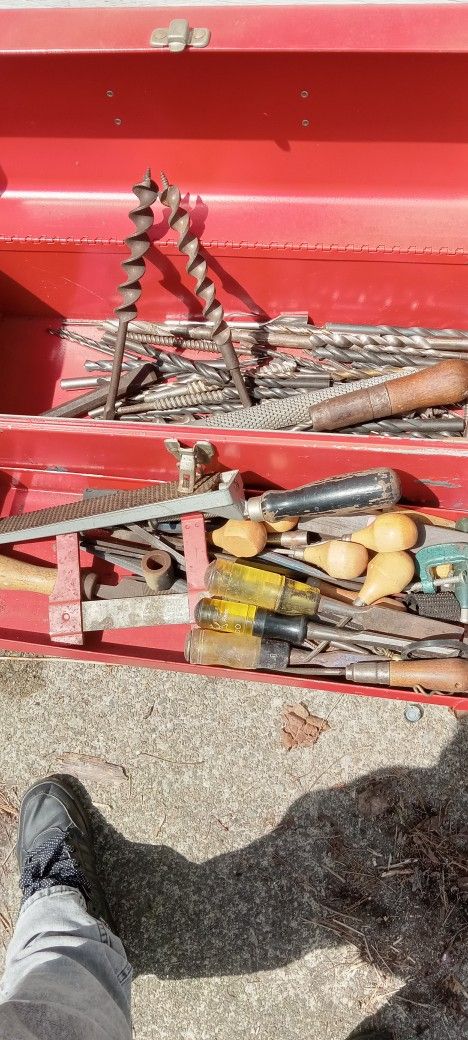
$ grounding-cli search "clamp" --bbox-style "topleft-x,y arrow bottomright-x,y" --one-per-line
414,544 -> 468,623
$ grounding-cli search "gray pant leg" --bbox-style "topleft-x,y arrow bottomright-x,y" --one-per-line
0,886 -> 132,1040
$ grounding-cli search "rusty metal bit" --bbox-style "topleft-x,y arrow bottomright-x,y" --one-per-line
104,171 -> 159,420
102,319 -> 222,352
160,173 -> 252,407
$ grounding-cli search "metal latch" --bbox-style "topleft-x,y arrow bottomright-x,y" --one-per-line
165,439 -> 215,494
151,19 -> 211,52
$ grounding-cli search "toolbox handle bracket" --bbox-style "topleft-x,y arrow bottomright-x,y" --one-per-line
150,19 -> 211,52
48,533 -> 84,646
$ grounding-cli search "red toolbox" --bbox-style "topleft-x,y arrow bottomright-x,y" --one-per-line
0,5 -> 467,707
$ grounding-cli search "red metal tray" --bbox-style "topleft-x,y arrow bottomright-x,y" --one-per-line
0,5 -> 467,705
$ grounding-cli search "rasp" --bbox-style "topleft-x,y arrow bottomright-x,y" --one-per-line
0,471 -> 245,545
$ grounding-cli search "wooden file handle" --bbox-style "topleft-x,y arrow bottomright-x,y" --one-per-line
389,659 -> 468,694
310,360 -> 468,431
0,554 -> 58,595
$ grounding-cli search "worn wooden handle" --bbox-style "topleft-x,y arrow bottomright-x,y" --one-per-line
350,513 -> 419,552
389,659 -> 468,694
303,540 -> 369,578
355,551 -> 415,605
211,520 -> 268,558
310,360 -> 468,431
0,554 -> 58,595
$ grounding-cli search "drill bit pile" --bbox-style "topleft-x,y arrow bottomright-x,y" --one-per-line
51,319 -> 466,437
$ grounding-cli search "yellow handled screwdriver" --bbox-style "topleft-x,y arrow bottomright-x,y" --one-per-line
205,559 -> 321,616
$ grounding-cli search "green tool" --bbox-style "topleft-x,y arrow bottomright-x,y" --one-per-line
414,544 -> 468,623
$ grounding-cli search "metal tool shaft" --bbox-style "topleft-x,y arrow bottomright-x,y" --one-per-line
104,171 -> 158,420
160,173 -> 252,407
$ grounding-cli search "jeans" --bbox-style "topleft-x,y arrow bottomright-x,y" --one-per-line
0,886 -> 132,1040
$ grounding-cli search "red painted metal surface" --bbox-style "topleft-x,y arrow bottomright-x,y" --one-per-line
48,533 -> 83,645
0,5 -> 466,705
1,6 -> 468,55
182,513 -> 211,620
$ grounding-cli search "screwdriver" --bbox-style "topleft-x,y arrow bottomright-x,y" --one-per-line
205,559 -> 320,616
194,597 -> 460,657
185,629 -> 468,693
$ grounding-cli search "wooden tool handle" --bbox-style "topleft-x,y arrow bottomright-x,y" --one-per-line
310,360 -> 468,431
350,513 -> 418,552
303,540 -> 369,579
389,658 -> 468,694
211,520 -> 268,558
355,551 -> 415,605
0,554 -> 57,595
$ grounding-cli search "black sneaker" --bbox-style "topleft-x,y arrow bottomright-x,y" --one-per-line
17,774 -> 112,926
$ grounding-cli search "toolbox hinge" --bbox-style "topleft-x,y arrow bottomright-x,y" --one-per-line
150,19 -> 211,52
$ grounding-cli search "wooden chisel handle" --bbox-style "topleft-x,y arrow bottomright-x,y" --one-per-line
0,554 -> 58,595
388,658 -> 468,694
349,658 -> 468,692
310,360 -> 468,431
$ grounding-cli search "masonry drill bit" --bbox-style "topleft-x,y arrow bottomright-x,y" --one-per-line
159,173 -> 252,407
101,319 -> 226,353
117,386 -> 238,415
104,171 -> 158,420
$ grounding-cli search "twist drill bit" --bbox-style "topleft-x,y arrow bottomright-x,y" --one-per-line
104,171 -> 159,420
159,173 -> 252,407
157,352 -> 230,383
324,417 -> 464,438
328,322 -> 468,344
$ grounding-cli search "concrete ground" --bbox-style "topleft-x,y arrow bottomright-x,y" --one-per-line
0,658 -> 466,1039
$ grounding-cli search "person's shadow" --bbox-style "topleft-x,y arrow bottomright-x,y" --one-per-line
89,721 -> 468,1039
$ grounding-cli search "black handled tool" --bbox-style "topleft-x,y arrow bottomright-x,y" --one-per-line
245,468 -> 401,521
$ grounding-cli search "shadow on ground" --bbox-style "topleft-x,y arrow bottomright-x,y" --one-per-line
90,722 -> 468,1039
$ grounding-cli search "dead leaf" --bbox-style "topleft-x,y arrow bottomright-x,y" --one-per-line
0,790 -> 18,820
282,703 -> 330,750
55,753 -> 128,786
